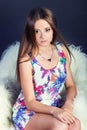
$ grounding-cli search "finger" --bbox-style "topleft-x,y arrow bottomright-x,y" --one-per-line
67,113 -> 76,123
58,115 -> 71,125
58,117 -> 68,124
63,110 -> 75,123
59,112 -> 74,125
62,116 -> 72,125
63,113 -> 74,123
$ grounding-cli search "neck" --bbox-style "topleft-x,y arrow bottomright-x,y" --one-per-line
38,45 -> 54,62
39,45 -> 52,54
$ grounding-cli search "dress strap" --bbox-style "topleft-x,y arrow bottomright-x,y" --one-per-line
56,43 -> 66,59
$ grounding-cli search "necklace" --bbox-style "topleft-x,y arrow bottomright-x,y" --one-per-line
39,47 -> 53,62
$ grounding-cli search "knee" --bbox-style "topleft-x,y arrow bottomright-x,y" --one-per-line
74,118 -> 81,127
51,118 -> 68,130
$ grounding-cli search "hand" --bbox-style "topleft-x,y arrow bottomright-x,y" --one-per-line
51,107 -> 75,125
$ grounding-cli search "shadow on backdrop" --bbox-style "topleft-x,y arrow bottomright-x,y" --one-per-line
0,0 -> 87,55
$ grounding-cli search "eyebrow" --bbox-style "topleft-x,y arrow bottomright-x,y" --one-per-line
35,26 -> 51,29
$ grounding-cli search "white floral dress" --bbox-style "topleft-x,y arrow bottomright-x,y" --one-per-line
12,44 -> 67,130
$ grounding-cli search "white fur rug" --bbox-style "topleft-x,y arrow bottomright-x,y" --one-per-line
0,41 -> 87,130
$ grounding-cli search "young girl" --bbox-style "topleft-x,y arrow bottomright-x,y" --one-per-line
12,7 -> 81,130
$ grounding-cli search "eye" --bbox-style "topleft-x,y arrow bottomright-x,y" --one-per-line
45,28 -> 51,32
35,29 -> 39,34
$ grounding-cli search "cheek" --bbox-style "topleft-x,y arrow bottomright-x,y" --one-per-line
35,34 -> 39,40
49,32 -> 53,41
35,35 -> 40,43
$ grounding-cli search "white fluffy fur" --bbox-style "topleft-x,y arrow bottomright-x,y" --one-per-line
69,45 -> 87,130
0,42 -> 19,81
0,41 -> 87,130
0,83 -> 14,130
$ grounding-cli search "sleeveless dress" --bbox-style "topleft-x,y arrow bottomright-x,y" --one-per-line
12,44 -> 67,130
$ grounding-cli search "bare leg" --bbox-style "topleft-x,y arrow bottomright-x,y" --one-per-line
69,118 -> 81,130
24,113 -> 69,130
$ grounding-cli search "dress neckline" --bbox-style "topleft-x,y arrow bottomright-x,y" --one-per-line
33,57 -> 60,71
32,45 -> 61,71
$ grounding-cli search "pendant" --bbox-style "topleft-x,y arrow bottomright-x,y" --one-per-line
48,58 -> 51,62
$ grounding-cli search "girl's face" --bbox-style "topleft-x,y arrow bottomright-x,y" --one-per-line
34,19 -> 53,47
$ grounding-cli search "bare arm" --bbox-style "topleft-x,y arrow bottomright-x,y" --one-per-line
19,53 -> 76,124
62,46 -> 77,110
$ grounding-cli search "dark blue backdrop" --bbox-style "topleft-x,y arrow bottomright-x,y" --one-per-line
0,0 -> 87,55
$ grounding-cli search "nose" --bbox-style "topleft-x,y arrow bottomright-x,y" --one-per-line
39,31 -> 45,38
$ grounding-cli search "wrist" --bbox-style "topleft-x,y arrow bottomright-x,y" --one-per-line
50,107 -> 59,117
65,99 -> 74,104
63,99 -> 74,110
50,107 -> 57,116
51,108 -> 55,115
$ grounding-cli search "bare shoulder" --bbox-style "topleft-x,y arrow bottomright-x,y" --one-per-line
19,53 -> 32,68
61,45 -> 68,56
19,53 -> 30,63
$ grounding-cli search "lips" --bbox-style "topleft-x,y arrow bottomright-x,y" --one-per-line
40,40 -> 47,43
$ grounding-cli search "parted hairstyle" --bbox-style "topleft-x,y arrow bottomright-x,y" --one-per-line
17,7 -> 72,82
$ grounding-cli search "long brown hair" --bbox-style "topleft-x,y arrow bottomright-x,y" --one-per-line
17,7 -> 72,82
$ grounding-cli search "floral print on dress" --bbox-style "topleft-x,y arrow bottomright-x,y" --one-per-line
12,44 -> 66,130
